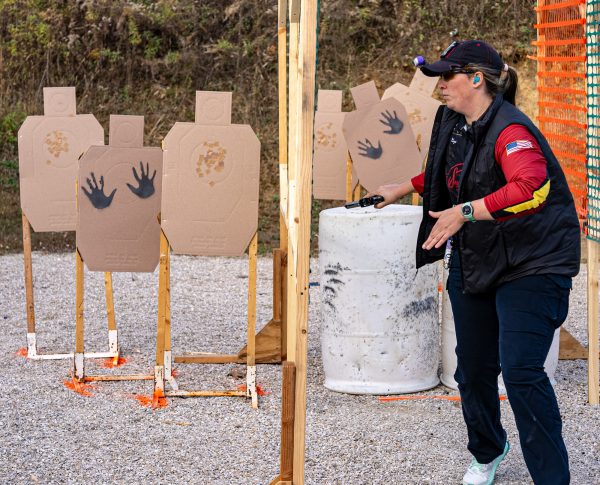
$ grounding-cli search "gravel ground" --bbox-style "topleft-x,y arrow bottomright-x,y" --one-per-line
0,252 -> 598,484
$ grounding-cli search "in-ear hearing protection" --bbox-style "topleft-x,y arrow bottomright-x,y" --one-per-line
473,75 -> 481,84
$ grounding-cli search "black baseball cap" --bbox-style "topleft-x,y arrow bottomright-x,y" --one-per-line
420,40 -> 504,77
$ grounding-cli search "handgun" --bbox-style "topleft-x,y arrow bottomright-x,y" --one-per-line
344,195 -> 385,209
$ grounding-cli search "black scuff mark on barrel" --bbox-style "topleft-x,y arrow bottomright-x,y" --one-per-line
323,285 -> 336,295
401,296 -> 436,318
328,278 -> 344,286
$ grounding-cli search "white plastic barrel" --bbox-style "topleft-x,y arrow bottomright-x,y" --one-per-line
440,271 -> 561,390
440,286 -> 458,389
318,205 -> 440,394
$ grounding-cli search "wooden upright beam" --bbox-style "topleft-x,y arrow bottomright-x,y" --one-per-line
156,230 -> 169,369
345,152 -> 353,203
104,272 -> 117,332
290,1 -> 319,483
247,233 -> 258,368
75,249 -> 84,355
588,239 -> 600,405
280,361 -> 296,481
286,0 -> 301,364
22,214 -> 35,334
279,0 -> 289,254
353,184 -> 361,202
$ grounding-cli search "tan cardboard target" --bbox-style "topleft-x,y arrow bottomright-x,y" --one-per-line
312,90 -> 357,200
382,82 -> 441,160
77,115 -> 163,272
18,87 -> 104,232
342,81 -> 422,193
409,69 -> 440,98
161,91 -> 260,256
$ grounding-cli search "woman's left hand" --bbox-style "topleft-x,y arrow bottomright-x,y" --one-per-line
422,206 -> 465,250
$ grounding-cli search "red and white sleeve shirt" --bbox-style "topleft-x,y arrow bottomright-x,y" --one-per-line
410,124 -> 549,221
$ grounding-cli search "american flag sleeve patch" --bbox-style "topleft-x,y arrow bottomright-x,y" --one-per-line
506,140 -> 534,156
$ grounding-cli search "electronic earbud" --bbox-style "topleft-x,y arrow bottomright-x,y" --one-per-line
473,75 -> 481,84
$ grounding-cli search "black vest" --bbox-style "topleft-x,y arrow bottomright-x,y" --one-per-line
416,96 -> 581,293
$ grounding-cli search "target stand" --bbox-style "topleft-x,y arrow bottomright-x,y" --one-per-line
153,230 -> 259,409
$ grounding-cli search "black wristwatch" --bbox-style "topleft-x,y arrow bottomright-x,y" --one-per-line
461,201 -> 476,222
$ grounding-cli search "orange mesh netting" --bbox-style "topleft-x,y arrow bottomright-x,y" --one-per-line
534,0 -> 587,223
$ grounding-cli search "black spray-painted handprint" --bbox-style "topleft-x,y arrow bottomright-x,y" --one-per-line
357,139 -> 383,159
126,161 -> 156,199
81,172 -> 117,209
379,110 -> 404,134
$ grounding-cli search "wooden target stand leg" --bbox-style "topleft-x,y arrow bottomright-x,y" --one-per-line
237,248 -> 285,364
22,214 -> 119,361
73,248 -> 153,383
345,151 -> 362,203
155,230 -> 259,409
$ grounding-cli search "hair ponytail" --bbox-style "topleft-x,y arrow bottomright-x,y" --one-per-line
501,66 -> 518,105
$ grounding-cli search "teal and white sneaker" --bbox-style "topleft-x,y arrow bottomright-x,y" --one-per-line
462,441 -> 510,485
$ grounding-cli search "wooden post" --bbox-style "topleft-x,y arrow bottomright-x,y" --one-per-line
247,232 -> 259,409
280,361 -> 296,481
278,1 -> 289,360
22,214 -> 36,351
588,239 -> 600,405
163,231 -> 174,383
290,1 -> 319,482
286,0 -> 301,364
353,183 -> 361,202
273,249 -> 285,359
281,250 -> 289,361
279,0 -> 289,255
345,152 -> 353,203
103,272 -> 118,357
104,273 -> 116,331
74,249 -> 85,379
154,229 -> 169,395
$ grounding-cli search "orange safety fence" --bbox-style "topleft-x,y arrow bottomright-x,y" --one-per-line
534,0 -> 587,222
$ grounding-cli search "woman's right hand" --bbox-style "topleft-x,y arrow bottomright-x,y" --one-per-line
366,181 -> 415,209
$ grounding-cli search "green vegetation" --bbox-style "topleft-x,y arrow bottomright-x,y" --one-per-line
0,0 -> 536,254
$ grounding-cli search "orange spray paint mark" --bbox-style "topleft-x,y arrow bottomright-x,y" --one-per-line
152,390 -> 168,409
64,378 -> 96,397
100,356 -> 129,369
129,394 -> 153,407
379,394 -> 507,403
237,384 -> 270,396
16,348 -> 28,358
127,393 -> 168,409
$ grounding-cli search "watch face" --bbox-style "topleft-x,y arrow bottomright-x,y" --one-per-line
462,204 -> 473,216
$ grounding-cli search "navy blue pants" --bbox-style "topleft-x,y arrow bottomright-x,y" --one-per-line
447,261 -> 571,485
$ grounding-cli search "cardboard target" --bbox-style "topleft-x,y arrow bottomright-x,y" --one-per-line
161,91 -> 260,256
409,69 -> 440,98
342,81 -> 422,193
382,82 -> 441,161
77,115 -> 163,272
312,90 -> 357,200
18,87 -> 104,232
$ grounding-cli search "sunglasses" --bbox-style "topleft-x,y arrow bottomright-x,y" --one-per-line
439,69 -> 474,82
